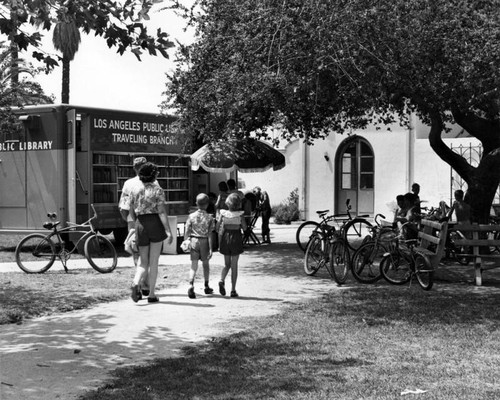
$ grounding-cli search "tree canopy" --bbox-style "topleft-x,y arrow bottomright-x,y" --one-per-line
0,0 -> 174,71
165,0 -> 500,221
0,41 -> 53,139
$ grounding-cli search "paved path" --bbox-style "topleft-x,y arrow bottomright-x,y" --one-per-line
0,224 -> 340,400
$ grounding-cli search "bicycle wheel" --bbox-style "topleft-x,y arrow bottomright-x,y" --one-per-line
304,235 -> 325,276
344,218 -> 373,251
296,221 -> 321,252
84,235 -> 117,273
448,232 -> 470,265
380,250 -> 412,285
15,234 -> 56,273
414,253 -> 434,290
326,238 -> 350,284
489,230 -> 500,254
351,241 -> 386,283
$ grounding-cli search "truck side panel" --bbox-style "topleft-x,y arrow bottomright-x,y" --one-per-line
0,152 -> 27,228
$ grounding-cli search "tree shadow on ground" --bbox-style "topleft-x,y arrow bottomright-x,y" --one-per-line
240,242 -> 500,294
80,332 -> 359,400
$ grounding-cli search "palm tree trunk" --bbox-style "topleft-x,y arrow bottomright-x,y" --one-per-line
9,0 -> 19,87
61,57 -> 70,104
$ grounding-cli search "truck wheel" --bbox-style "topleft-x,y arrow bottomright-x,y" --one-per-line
113,228 -> 128,246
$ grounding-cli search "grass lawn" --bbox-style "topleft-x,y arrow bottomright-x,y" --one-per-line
80,285 -> 500,400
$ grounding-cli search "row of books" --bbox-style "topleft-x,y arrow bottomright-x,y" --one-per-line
93,168 -> 116,183
93,153 -> 189,167
93,187 -> 116,203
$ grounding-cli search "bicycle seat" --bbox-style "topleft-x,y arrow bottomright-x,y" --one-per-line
333,213 -> 349,219
43,221 -> 60,230
316,210 -> 329,218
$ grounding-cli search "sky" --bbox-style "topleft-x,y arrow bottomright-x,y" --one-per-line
33,6 -> 194,113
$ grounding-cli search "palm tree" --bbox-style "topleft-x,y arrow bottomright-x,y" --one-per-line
52,19 -> 81,104
0,43 -> 52,141
0,41 -> 32,102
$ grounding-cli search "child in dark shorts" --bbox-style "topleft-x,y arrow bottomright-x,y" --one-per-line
216,193 -> 247,297
184,193 -> 215,299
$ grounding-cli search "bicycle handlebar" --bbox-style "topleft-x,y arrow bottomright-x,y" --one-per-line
374,213 -> 386,226
45,204 -> 99,230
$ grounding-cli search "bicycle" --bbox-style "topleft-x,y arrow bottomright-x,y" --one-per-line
350,214 -> 397,284
379,227 -> 434,290
15,205 -> 118,274
296,199 -> 372,252
489,214 -> 500,254
303,222 -> 350,285
444,227 -> 471,265
296,210 -> 336,252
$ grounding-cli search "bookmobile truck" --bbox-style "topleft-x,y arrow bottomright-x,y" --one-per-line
0,104 -> 210,251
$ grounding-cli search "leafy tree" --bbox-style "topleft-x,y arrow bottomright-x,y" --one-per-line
165,0 -> 500,223
1,0 -> 175,133
0,0 -> 174,71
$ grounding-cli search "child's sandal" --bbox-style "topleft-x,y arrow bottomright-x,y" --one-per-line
230,290 -> 238,298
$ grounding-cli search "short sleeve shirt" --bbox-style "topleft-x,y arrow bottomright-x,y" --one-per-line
118,176 -> 142,211
130,181 -> 166,215
185,209 -> 215,238
220,209 -> 244,229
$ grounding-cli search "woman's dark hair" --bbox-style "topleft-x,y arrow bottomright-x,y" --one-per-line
218,181 -> 229,192
138,162 -> 158,183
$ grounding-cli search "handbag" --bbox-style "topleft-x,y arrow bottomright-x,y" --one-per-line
124,228 -> 138,255
180,239 -> 191,253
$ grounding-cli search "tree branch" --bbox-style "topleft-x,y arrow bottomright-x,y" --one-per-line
451,107 -> 500,154
428,110 -> 474,183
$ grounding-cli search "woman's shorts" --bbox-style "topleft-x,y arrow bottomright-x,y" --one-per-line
190,237 -> 210,261
136,214 -> 167,246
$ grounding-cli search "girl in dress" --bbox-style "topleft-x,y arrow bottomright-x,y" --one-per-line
216,193 -> 247,297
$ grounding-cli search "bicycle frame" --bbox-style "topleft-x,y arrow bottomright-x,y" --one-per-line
42,207 -> 99,271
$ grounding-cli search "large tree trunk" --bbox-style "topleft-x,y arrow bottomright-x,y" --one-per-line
428,111 -> 500,223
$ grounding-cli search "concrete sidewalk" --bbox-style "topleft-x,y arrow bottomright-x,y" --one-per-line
1,223 -> 340,400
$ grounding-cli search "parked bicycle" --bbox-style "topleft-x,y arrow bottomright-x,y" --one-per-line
350,214 -> 397,284
303,222 -> 350,285
15,205 -> 117,274
489,214 -> 500,253
379,226 -> 434,290
296,210 -> 336,252
296,199 -> 372,252
443,227 -> 470,265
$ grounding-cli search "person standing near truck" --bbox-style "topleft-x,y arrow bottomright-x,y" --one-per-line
119,157 -> 149,296
129,162 -> 173,303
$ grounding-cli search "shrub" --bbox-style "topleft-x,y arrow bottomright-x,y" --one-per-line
272,188 -> 300,225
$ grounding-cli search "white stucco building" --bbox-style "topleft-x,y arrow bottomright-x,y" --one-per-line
237,114 -> 487,221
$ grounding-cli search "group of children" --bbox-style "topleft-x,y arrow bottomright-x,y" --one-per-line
183,191 -> 247,299
393,183 -> 471,239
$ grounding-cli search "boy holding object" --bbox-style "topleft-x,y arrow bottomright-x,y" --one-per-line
184,193 -> 215,299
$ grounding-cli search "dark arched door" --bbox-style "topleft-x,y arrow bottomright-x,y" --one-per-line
335,136 -> 374,216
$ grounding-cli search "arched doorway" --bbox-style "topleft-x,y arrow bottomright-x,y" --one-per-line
335,136 -> 374,216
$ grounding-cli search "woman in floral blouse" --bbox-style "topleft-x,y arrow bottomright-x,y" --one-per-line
129,162 -> 173,303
